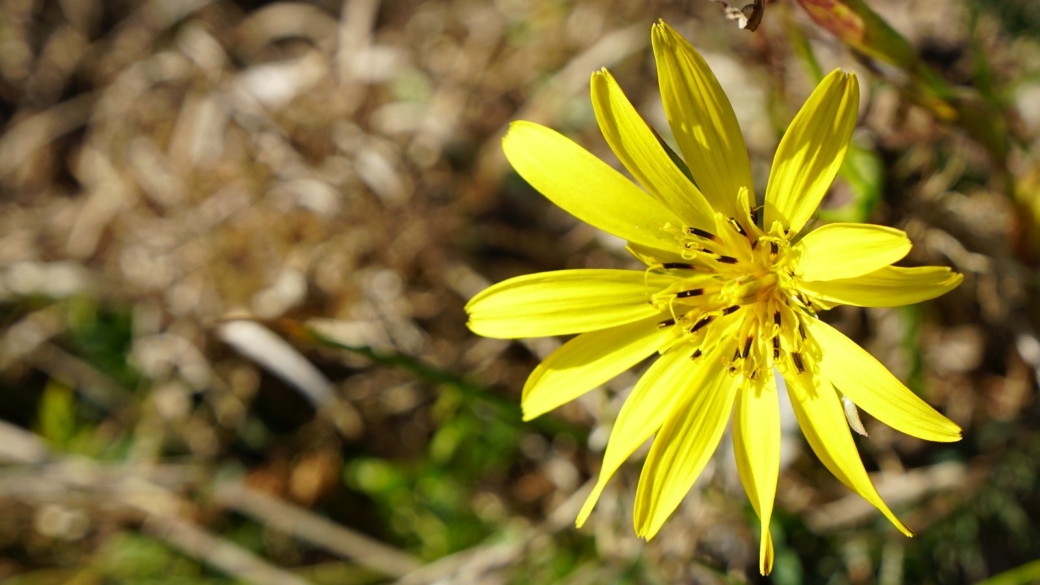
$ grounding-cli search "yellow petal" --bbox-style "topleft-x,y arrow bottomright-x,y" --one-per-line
522,315 -> 671,421
733,374 -> 780,576
591,69 -> 716,231
576,345 -> 708,527
503,121 -> 683,251
799,265 -> 963,307
466,269 -> 673,339
764,70 -> 860,234
651,21 -> 754,217
633,353 -> 738,539
786,370 -> 913,536
806,318 -> 962,442
795,223 -> 911,281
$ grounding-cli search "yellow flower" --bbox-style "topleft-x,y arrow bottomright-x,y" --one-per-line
466,21 -> 963,575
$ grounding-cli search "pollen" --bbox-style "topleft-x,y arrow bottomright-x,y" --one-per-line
649,210 -> 815,381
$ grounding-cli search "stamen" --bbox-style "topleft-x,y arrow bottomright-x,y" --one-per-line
750,205 -> 760,225
658,318 -> 676,328
662,262 -> 695,270
675,289 -> 704,298
690,316 -> 713,333
717,255 -> 739,264
772,336 -> 780,359
773,311 -> 781,326
688,227 -> 718,241
742,337 -> 752,358
801,294 -> 816,312
799,323 -> 807,340
729,217 -> 747,237
770,241 -> 779,255
792,352 -> 805,374
722,305 -> 740,315
691,348 -> 702,360
751,240 -> 759,250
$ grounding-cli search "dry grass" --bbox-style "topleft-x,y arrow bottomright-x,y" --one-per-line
1,0 -> 1039,583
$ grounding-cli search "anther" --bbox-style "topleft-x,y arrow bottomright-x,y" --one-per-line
751,240 -> 759,250
750,205 -> 760,225
796,292 -> 809,306
688,227 -> 718,241
729,218 -> 747,237
690,316 -> 713,333
733,348 -> 741,361
773,311 -> 781,326
662,262 -> 695,270
742,337 -> 752,358
770,241 -> 779,255
675,289 -> 704,298
772,336 -> 780,359
795,292 -> 814,312
722,305 -> 740,315
792,352 -> 805,374
717,255 -> 739,264
657,318 -> 676,328
798,323 -> 807,340
691,349 -> 702,360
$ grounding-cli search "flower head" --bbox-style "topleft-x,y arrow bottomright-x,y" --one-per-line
466,21 -> 962,575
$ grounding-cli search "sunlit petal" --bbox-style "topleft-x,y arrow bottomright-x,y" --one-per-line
591,69 -> 716,231
503,121 -> 685,250
577,345 -> 711,526
795,223 -> 911,281
522,316 -> 671,421
633,354 -> 738,539
799,265 -> 963,307
807,318 -> 962,442
466,270 -> 673,338
786,370 -> 913,536
651,21 -> 754,217
765,70 -> 859,234
733,373 -> 781,576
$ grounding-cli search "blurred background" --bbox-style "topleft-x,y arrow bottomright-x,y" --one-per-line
1,0 -> 1039,583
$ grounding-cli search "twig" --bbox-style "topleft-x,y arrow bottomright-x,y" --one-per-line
0,423 -> 311,585
0,93 -> 96,177
291,322 -> 588,440
0,420 -> 50,465
804,461 -> 977,532
707,0 -> 765,31
26,342 -> 127,410
212,481 -> 422,578
139,511 -> 312,585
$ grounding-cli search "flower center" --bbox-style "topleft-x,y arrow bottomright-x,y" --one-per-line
649,210 -> 816,382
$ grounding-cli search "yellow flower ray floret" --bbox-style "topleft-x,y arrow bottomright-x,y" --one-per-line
652,21 -> 754,218
465,20 -> 964,576
733,372 -> 781,576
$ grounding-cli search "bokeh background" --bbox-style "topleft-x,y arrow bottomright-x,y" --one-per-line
1,0 -> 1039,583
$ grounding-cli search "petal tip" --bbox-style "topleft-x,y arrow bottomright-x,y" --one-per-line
651,20 -> 675,46
759,531 -> 775,575
519,406 -> 538,422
